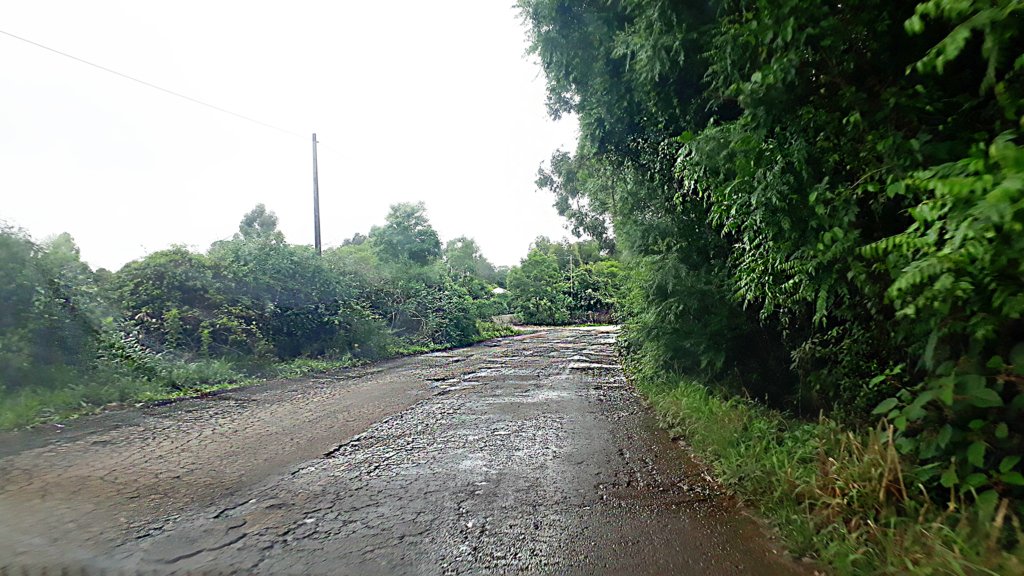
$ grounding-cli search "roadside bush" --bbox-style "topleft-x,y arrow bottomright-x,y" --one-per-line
476,320 -> 519,340
506,238 -> 623,325
471,290 -> 511,320
1,200 -> 514,428
114,247 -> 248,355
0,225 -> 100,392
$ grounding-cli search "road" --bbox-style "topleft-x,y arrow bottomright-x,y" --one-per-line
0,327 -> 810,575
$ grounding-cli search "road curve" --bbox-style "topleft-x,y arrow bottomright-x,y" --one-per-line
0,327 -> 811,575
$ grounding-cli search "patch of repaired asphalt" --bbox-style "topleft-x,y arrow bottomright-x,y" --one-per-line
2,328 -> 811,575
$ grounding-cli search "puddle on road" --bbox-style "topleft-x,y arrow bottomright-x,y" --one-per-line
482,388 -> 573,404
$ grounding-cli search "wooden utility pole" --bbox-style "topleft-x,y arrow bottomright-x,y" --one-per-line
312,133 -> 321,256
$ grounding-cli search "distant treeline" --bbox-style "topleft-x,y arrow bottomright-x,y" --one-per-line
0,201 -> 623,426
507,236 -> 623,325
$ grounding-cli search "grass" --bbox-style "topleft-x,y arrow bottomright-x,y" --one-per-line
0,357 -> 255,430
634,374 -> 1023,575
0,324 -> 524,431
475,321 -> 521,340
0,375 -> 168,430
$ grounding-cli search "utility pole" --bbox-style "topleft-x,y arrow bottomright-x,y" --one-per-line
569,249 -> 575,307
312,133 -> 321,256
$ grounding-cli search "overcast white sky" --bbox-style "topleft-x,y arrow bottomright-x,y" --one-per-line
0,1 -> 579,271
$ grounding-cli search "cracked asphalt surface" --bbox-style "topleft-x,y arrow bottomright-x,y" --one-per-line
0,327 -> 809,575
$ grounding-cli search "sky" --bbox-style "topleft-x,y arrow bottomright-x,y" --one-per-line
0,1 -> 580,271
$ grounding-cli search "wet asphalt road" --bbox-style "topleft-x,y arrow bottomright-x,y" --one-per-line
0,327 -> 809,575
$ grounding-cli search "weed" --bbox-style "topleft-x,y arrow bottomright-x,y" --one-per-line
637,376 -> 1024,574
475,321 -> 521,340
0,330 -> 521,430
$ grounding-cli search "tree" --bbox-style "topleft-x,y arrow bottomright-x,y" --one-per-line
0,225 -> 100,390
519,0 -> 1024,522
341,232 -> 368,246
444,236 -> 497,281
236,203 -> 284,243
507,248 -> 568,325
370,202 -> 441,266
492,266 -> 510,288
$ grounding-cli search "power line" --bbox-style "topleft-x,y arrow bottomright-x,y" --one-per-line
0,28 -> 306,140
317,141 -> 346,159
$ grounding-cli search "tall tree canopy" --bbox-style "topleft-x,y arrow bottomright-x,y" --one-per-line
236,203 -> 283,243
370,202 -> 442,266
444,236 -> 497,281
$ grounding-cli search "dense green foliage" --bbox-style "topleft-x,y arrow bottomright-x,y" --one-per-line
116,202 -> 484,361
0,226 -> 101,390
0,202 -> 512,427
519,0 -> 1023,570
506,237 -> 623,324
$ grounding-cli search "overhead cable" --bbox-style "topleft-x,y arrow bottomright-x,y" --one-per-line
0,28 -> 306,140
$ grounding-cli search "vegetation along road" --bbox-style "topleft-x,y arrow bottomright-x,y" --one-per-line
4,0 -> 1022,571
0,327 -> 811,575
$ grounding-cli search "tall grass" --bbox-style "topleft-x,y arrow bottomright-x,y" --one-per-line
0,354 -> 314,429
0,373 -> 169,429
637,376 -> 1023,575
158,357 -> 246,390
475,320 -> 520,340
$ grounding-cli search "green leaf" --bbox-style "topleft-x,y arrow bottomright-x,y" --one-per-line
873,397 -> 899,414
986,355 -> 1005,369
968,388 -> 1004,408
1002,472 -> 1024,486
969,419 -> 986,431
995,422 -> 1009,439
905,390 -> 935,420
918,438 -> 938,459
895,436 -> 917,454
781,18 -> 794,42
999,455 -> 1020,474
967,441 -> 987,468
977,489 -> 999,514
894,415 -> 908,430
905,14 -> 924,35
1010,343 -> 1024,374
965,473 -> 988,488
960,375 -> 987,394
886,182 -> 906,198
937,424 -> 953,447
924,331 -> 939,370
941,468 -> 958,487
903,405 -> 927,421
937,376 -> 955,405
937,361 -> 955,376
